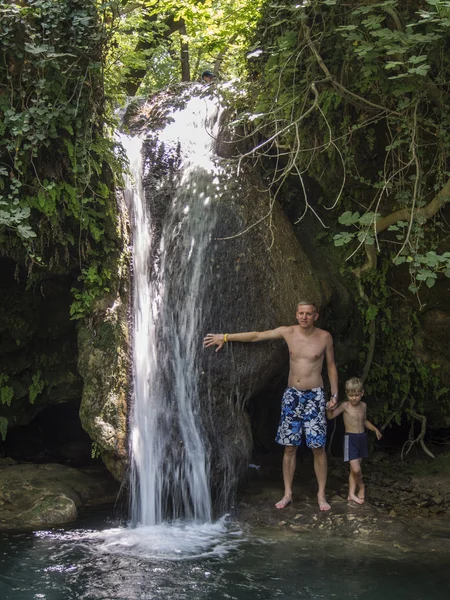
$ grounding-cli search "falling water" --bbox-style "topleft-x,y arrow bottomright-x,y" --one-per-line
122,93 -> 223,527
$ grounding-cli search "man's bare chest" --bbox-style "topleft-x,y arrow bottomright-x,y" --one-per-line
286,336 -> 326,362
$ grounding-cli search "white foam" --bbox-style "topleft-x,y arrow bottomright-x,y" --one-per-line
35,517 -> 245,562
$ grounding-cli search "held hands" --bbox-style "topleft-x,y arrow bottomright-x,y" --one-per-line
326,396 -> 338,411
203,333 -> 226,352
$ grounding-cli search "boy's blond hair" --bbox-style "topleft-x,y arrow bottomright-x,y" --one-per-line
345,377 -> 363,394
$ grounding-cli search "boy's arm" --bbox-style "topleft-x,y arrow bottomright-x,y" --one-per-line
365,419 -> 382,440
326,402 -> 347,420
203,327 -> 286,353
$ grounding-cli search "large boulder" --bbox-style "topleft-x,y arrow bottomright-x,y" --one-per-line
199,164 -> 334,501
132,86 -> 343,505
0,460 -> 118,531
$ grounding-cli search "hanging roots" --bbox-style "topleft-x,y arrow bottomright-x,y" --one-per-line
401,409 -> 435,460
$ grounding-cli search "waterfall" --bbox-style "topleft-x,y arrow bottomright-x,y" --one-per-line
122,93 -> 223,526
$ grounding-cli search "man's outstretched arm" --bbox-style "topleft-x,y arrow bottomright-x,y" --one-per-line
203,328 -> 285,352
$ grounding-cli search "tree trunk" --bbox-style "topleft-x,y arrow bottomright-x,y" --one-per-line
179,20 -> 190,82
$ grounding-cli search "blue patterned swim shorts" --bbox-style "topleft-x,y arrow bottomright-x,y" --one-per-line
275,387 -> 326,448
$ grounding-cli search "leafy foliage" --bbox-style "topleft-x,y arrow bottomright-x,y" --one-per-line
105,0 -> 265,97
0,374 -> 14,408
28,370 -> 45,404
0,0 -> 126,317
245,0 -> 450,292
241,0 -> 450,429
351,262 -> 449,427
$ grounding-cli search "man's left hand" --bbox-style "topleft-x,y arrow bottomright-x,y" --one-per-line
326,397 -> 338,411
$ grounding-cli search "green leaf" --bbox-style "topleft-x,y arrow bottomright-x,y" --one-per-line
359,211 -> 380,226
408,55 -> 428,64
366,304 -> 378,323
416,270 -> 437,281
29,371 -> 45,404
407,64 -> 431,76
338,211 -> 360,226
333,232 -> 355,246
24,43 -> 51,55
1,385 -> 14,407
385,61 -> 404,70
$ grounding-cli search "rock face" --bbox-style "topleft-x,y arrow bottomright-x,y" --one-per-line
77,191 -> 131,481
199,165 -> 335,504
0,460 -> 118,531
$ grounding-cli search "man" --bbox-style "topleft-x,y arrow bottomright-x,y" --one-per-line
203,301 -> 338,511
201,70 -> 216,83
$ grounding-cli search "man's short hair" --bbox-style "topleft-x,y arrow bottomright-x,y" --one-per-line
296,300 -> 319,312
345,377 -> 363,393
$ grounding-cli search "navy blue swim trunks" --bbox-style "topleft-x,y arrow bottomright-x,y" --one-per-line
343,432 -> 368,462
275,387 -> 326,448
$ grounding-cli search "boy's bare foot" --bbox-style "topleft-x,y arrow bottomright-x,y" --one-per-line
357,490 -> 365,503
347,493 -> 364,505
318,496 -> 331,511
275,495 -> 292,509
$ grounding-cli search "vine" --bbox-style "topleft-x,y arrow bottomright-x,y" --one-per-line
235,0 -> 450,438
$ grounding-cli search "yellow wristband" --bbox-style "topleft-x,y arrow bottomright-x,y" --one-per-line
223,333 -> 229,343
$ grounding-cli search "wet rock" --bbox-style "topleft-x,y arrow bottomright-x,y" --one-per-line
393,542 -> 411,553
16,494 -> 78,530
331,495 -> 345,503
77,191 -> 131,483
290,523 -> 311,531
0,462 -> 119,531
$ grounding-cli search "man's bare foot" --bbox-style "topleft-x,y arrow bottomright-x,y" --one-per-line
318,497 -> 331,511
275,496 -> 292,509
347,493 -> 364,505
357,491 -> 365,503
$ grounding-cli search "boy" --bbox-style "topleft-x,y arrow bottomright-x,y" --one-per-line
326,377 -> 381,504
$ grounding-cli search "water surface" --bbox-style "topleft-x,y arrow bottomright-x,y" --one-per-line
1,512 -> 448,600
